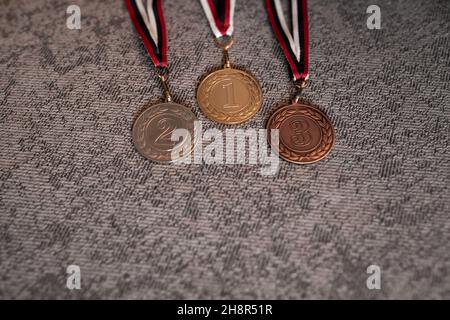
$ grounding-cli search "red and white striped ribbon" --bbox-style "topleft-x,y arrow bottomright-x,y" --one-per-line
266,0 -> 309,81
125,0 -> 168,67
200,0 -> 236,38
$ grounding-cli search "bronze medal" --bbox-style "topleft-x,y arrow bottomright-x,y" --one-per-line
133,102 -> 197,163
265,0 -> 335,164
197,67 -> 262,124
267,103 -> 335,164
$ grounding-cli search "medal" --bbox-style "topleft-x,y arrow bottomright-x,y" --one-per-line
197,0 -> 263,124
125,0 -> 197,163
266,0 -> 335,163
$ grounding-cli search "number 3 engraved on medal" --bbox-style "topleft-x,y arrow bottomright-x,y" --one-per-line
155,118 -> 176,146
290,119 -> 312,147
222,81 -> 238,109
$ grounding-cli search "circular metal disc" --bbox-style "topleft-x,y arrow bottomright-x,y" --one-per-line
197,68 -> 262,124
132,102 -> 197,163
266,103 -> 335,164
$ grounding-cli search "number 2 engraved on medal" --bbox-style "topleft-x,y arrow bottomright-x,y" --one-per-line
290,119 -> 312,147
154,118 -> 176,146
221,81 -> 238,109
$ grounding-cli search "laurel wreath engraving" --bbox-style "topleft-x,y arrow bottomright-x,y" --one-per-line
268,106 -> 335,163
198,69 -> 262,124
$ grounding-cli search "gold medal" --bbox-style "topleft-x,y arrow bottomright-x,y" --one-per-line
197,66 -> 262,124
197,23 -> 262,124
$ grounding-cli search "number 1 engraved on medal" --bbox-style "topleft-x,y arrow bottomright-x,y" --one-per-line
290,119 -> 312,147
222,81 -> 238,109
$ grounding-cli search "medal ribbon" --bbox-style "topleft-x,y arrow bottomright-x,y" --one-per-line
125,0 -> 167,68
200,0 -> 236,38
266,0 -> 309,82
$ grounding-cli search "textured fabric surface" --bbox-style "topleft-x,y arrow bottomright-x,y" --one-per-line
0,0 -> 449,299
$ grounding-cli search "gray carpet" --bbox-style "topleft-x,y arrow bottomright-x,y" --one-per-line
0,0 -> 449,299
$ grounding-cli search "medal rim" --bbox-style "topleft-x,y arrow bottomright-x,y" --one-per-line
266,103 -> 335,164
197,68 -> 263,125
132,102 -> 197,163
